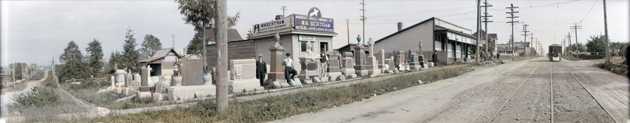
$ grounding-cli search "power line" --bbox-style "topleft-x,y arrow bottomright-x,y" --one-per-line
482,0 -> 493,57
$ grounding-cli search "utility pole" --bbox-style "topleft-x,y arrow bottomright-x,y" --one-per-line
570,23 -> 583,51
482,0 -> 493,59
476,0 -> 481,63
506,3 -> 519,57
603,0 -> 610,62
360,0 -> 366,45
281,6 -> 287,17
215,0 -> 229,113
347,19 -> 351,45
567,31 -> 573,52
521,24 -> 529,53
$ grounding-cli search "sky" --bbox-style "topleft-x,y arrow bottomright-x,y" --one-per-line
1,0 -> 628,66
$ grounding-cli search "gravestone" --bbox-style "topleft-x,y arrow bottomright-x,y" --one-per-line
180,56 -> 204,86
384,57 -> 394,73
353,45 -> 370,77
393,50 -> 408,72
408,50 -> 421,71
341,52 -> 357,78
299,58 -> 319,84
230,59 -> 264,92
326,52 -> 344,81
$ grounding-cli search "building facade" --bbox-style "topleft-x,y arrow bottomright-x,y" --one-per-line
207,7 -> 336,73
374,17 -> 477,65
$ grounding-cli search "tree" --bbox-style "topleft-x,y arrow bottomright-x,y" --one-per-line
107,51 -> 124,73
586,35 -> 607,57
86,39 -> 104,77
186,31 -> 204,55
121,29 -> 140,72
59,41 -> 88,82
140,34 -> 162,58
176,0 -> 240,55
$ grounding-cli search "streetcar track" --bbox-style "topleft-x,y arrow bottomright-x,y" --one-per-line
550,61 -> 554,123
486,62 -> 543,123
564,63 -> 618,123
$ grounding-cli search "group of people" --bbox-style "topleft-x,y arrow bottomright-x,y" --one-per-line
255,53 -> 299,87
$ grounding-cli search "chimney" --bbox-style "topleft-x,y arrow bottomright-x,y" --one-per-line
397,22 -> 403,31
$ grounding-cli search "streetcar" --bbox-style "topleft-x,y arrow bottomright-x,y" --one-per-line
548,44 -> 562,62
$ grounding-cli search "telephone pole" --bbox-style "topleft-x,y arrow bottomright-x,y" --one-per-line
570,23 -> 583,50
215,0 -> 229,113
567,31 -> 573,52
521,23 -> 529,51
360,0 -> 366,45
476,0 -> 481,63
281,6 -> 287,17
482,0 -> 493,59
506,3 -> 519,57
603,0 -> 610,62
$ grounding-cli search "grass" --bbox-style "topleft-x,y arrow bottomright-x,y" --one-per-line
83,65 -> 473,123
8,71 -> 90,123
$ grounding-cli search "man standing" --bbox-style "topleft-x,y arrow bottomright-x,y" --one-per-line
283,53 -> 297,86
255,55 -> 267,87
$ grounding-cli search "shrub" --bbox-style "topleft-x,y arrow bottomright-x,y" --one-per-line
12,87 -> 59,107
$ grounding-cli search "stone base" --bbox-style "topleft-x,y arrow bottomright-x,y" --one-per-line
137,91 -> 152,100
356,70 -> 369,77
232,79 -> 264,93
410,65 -> 421,71
327,72 -> 343,81
342,68 -> 357,79
167,84 -> 216,101
368,68 -> 381,77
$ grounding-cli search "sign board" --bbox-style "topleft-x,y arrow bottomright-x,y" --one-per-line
253,17 -> 292,36
293,15 -> 334,33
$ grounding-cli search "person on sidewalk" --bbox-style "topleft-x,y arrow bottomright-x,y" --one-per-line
255,55 -> 267,87
283,53 -> 298,86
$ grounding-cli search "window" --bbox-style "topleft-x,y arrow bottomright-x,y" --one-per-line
435,41 -> 443,51
301,41 -> 308,52
320,42 -> 329,53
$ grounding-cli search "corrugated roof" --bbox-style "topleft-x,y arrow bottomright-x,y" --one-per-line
139,48 -> 183,63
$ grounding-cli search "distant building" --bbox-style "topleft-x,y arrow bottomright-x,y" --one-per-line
373,17 -> 478,65
496,42 -> 532,56
139,48 -> 184,86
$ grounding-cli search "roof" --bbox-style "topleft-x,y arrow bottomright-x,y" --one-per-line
139,48 -> 184,63
374,17 -> 436,44
207,28 -> 244,42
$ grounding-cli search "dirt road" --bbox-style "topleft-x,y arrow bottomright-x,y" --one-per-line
272,58 -> 628,123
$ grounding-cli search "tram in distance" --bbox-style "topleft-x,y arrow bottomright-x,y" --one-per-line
548,44 -> 562,62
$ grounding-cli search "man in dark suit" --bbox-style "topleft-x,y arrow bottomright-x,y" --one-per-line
256,55 -> 267,86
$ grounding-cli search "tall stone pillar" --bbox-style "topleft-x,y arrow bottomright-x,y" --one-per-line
266,33 -> 286,88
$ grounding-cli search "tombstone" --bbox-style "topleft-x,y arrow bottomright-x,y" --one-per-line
353,45 -> 370,77
393,50 -> 408,72
140,66 -> 149,86
266,33 -> 287,88
298,58 -> 319,84
114,69 -> 127,87
341,52 -> 357,78
230,59 -> 264,92
110,76 -> 116,88
326,52 -> 344,81
384,57 -> 394,73
180,56 -> 204,86
408,50 -> 421,71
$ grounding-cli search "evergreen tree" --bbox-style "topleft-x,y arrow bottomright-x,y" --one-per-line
140,34 -> 162,58
122,29 -> 140,72
186,31 -> 204,55
86,39 -> 104,77
59,41 -> 88,82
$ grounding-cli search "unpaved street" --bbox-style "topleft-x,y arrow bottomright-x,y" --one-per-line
272,58 -> 628,123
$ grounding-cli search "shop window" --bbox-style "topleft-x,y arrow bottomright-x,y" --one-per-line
320,42 -> 329,53
301,41 -> 307,52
